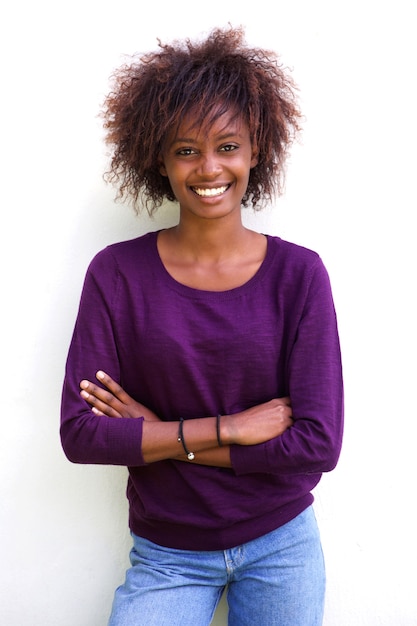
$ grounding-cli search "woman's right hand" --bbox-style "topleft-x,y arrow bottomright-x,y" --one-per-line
222,398 -> 293,446
80,371 -> 160,422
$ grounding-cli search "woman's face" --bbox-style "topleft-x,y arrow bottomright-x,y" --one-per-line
159,109 -> 258,221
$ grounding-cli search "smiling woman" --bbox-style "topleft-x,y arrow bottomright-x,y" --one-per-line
157,110 -> 258,224
101,26 -> 301,214
60,25 -> 343,626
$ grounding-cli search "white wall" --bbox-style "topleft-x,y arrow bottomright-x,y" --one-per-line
1,1 -> 416,624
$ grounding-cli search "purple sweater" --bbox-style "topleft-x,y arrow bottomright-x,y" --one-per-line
61,231 -> 343,550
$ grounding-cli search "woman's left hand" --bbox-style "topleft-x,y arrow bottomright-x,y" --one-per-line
80,371 -> 160,421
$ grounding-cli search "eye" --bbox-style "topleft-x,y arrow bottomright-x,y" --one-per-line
220,144 -> 238,153
176,147 -> 196,156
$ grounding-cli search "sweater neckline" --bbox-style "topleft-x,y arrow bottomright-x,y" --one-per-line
149,230 -> 276,299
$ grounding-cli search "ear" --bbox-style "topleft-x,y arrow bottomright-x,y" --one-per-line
250,148 -> 259,169
158,156 -> 168,177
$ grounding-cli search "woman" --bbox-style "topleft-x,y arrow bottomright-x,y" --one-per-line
61,26 -> 344,626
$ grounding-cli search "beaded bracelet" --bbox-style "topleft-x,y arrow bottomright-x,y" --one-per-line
178,417 -> 195,461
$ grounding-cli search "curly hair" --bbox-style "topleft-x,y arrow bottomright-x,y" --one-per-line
102,26 -> 302,214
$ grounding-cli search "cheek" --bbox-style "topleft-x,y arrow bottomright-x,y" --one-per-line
167,163 -> 191,187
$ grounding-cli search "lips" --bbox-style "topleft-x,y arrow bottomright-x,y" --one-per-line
191,185 -> 230,197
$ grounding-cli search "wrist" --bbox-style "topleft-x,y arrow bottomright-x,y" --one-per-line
219,413 -> 235,446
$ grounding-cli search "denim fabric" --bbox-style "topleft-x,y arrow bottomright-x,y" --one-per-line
108,506 -> 325,626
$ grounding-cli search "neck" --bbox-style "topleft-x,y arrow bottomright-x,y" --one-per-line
172,213 -> 251,260
157,217 -> 267,292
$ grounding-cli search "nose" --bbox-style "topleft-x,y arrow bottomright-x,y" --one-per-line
197,152 -> 222,178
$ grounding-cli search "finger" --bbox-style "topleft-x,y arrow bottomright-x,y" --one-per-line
80,379 -> 121,406
80,388 -> 123,418
79,381 -> 124,417
276,396 -> 291,406
96,371 -> 134,404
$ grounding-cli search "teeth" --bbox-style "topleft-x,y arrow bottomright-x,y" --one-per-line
192,185 -> 228,197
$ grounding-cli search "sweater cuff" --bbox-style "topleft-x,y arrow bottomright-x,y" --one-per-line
230,441 -> 270,475
106,416 -> 146,466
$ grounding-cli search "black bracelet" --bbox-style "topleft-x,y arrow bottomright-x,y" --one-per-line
178,417 -> 195,460
216,414 -> 223,447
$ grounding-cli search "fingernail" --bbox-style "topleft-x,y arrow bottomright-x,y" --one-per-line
97,371 -> 104,380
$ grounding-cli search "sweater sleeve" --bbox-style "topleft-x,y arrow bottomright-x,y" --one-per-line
60,249 -> 146,466
230,258 -> 344,476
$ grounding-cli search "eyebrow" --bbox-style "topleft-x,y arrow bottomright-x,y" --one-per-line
169,131 -> 244,149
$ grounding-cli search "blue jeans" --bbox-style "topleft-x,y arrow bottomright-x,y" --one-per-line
108,506 -> 325,626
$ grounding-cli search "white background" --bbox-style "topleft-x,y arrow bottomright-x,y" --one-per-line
1,1 -> 416,624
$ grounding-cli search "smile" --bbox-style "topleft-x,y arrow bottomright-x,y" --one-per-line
191,185 -> 229,197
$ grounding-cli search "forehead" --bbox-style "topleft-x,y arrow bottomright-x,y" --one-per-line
170,107 -> 249,142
